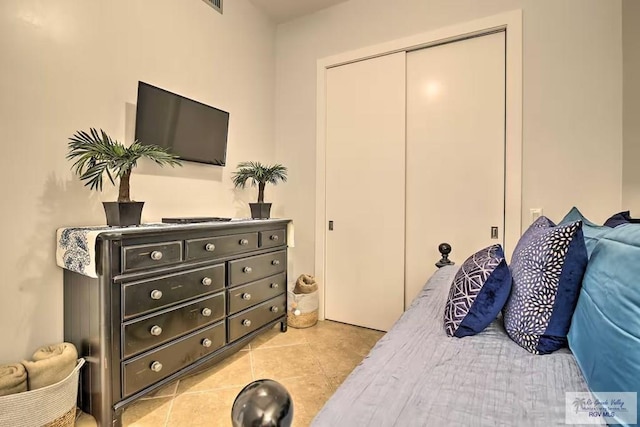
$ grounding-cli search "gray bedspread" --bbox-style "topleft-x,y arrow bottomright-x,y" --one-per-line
312,266 -> 596,427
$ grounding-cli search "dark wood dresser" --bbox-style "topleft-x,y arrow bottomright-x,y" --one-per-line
63,219 -> 290,426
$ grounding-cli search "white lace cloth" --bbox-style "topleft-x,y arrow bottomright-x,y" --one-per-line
56,220 -> 294,278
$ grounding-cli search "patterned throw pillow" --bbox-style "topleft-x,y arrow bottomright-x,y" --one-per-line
503,216 -> 588,354
444,244 -> 511,337
603,210 -> 640,227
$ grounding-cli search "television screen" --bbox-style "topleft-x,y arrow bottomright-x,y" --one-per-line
135,81 -> 229,166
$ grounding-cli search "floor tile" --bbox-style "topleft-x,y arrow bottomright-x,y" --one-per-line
280,375 -> 334,423
122,397 -> 172,427
166,386 -> 242,427
308,335 -> 369,378
177,351 -> 253,394
121,320 -> 385,427
250,323 -> 308,349
252,343 -> 324,381
326,372 -> 350,392
140,380 -> 178,400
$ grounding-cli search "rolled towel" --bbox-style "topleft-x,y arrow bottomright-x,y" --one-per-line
293,274 -> 318,294
0,363 -> 27,396
22,342 -> 78,390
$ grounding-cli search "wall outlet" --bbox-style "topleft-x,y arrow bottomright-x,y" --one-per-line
530,208 -> 543,223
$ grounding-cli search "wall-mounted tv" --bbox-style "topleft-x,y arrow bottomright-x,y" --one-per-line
135,81 -> 230,166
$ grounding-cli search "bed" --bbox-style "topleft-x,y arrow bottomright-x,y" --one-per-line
311,265 -> 595,426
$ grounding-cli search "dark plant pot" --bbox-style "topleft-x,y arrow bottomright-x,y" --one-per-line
103,202 -> 145,226
249,203 -> 272,219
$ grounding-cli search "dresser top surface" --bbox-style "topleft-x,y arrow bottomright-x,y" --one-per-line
59,218 -> 291,240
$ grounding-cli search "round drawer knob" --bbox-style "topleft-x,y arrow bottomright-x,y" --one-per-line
205,243 -> 216,252
202,308 -> 212,317
150,289 -> 163,300
239,239 -> 249,246
150,325 -> 163,336
270,306 -> 279,313
242,293 -> 252,300
202,277 -> 213,286
271,260 -> 280,266
202,338 -> 213,348
150,361 -> 163,372
150,251 -> 163,261
243,267 -> 252,274
270,283 -> 279,289
270,235 -> 279,241
242,319 -> 252,327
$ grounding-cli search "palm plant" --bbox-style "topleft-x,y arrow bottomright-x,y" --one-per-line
67,128 -> 182,202
232,161 -> 288,203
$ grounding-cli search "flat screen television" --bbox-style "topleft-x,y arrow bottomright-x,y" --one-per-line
135,81 -> 229,166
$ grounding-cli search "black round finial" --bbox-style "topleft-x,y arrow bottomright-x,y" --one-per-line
436,242 -> 455,268
438,243 -> 451,256
231,379 -> 293,427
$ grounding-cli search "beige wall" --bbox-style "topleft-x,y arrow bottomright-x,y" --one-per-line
275,0 -> 623,279
0,0 -> 276,362
622,0 -> 640,214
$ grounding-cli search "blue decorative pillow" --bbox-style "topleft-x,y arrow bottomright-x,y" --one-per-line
560,207 -> 612,257
568,224 -> 640,425
444,244 -> 511,337
503,216 -> 588,354
603,210 -> 640,227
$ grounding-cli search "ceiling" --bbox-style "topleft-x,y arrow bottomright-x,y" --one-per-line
249,0 -> 349,24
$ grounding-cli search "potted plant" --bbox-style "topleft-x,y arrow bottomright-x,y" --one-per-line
67,128 -> 182,226
232,161 -> 288,219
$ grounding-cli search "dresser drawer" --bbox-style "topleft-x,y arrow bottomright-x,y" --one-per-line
228,250 -> 287,287
123,264 -> 225,319
259,229 -> 286,249
185,233 -> 258,261
122,241 -> 183,272
228,294 -> 286,343
228,273 -> 286,315
122,321 -> 225,397
122,292 -> 225,359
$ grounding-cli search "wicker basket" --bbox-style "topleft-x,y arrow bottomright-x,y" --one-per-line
287,290 -> 319,328
0,358 -> 84,427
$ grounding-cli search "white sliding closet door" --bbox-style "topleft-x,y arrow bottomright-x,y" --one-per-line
405,32 -> 506,306
325,52 -> 406,331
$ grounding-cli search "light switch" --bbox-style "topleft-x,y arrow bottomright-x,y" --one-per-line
530,208 -> 543,223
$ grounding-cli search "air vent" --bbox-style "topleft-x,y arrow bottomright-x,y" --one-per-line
202,0 -> 222,14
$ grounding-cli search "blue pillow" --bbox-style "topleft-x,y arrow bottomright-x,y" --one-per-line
603,210 -> 640,227
503,216 -> 588,354
568,225 -> 640,425
560,207 -> 612,258
444,244 -> 511,337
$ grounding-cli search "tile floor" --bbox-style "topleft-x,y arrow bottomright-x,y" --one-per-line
122,320 -> 385,427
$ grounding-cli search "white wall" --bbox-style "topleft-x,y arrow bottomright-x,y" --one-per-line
0,0 -> 276,362
622,0 -> 640,214
275,0 -> 623,280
